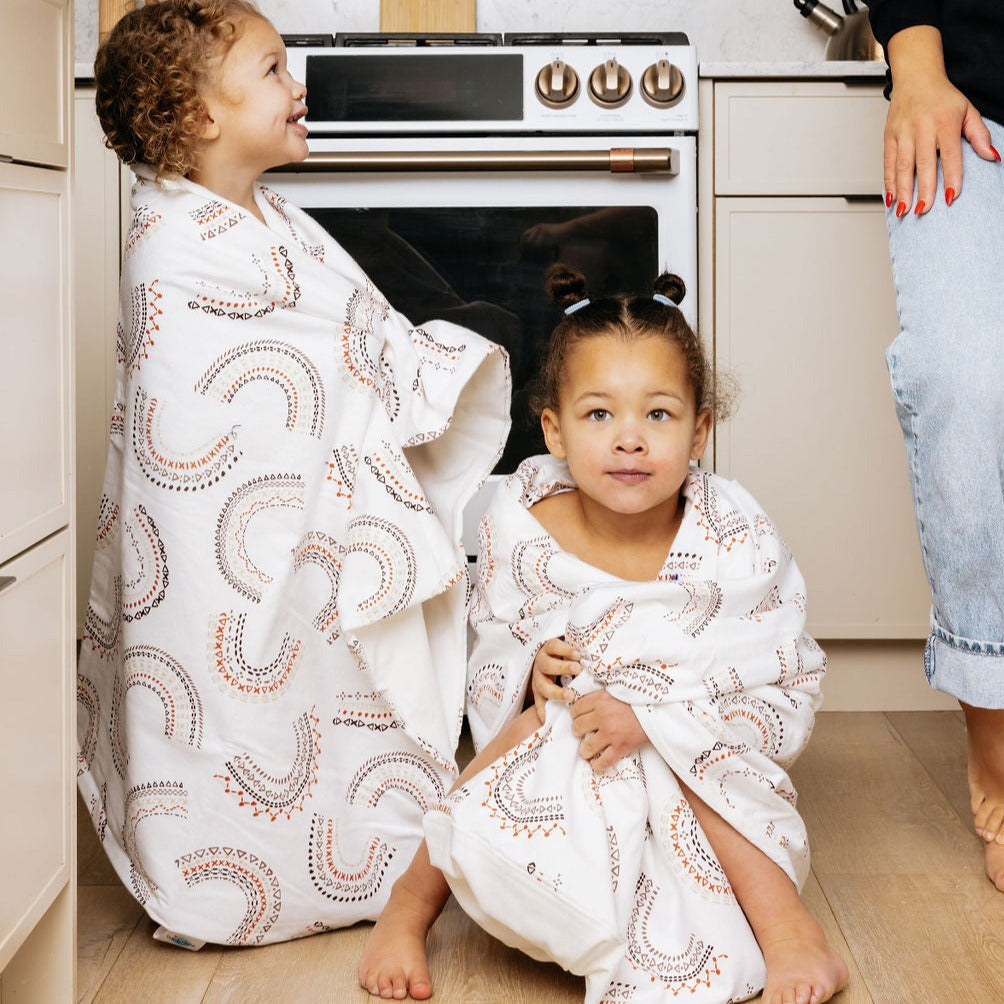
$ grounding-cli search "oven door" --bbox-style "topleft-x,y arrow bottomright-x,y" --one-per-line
267,133 -> 696,554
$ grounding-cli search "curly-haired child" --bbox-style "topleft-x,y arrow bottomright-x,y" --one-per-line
77,0 -> 509,948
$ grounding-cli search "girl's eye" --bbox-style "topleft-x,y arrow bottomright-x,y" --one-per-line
587,409 -> 610,422
267,62 -> 278,76
648,409 -> 670,421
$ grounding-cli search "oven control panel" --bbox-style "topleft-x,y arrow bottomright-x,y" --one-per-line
285,43 -> 698,135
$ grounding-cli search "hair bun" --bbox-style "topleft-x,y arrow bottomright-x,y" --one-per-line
545,262 -> 589,311
653,272 -> 686,306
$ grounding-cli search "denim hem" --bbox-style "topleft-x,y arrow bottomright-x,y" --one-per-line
925,630 -> 1004,708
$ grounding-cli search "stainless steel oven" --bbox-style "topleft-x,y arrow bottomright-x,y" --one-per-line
270,32 -> 699,553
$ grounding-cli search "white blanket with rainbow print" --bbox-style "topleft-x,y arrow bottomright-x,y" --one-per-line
425,456 -> 824,1003
76,168 -> 509,946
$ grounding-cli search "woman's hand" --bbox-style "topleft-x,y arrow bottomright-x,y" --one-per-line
884,25 -> 998,216
530,637 -> 581,723
569,690 -> 647,773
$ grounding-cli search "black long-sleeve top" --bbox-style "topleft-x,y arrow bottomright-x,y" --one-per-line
866,1 -> 1004,127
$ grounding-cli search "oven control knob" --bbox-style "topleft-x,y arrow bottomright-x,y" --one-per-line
641,59 -> 685,107
588,58 -> 632,108
535,59 -> 579,108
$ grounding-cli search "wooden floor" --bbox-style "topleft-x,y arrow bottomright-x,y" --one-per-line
77,711 -> 1004,1003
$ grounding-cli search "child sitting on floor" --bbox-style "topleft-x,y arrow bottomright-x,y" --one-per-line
359,264 -> 848,1004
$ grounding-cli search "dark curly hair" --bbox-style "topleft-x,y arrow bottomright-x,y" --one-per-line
94,0 -> 263,177
530,263 -> 735,422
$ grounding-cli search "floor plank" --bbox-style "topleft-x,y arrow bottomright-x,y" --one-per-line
885,710 -> 971,828
90,919 -> 223,1003
77,886 -> 145,1004
791,713 -> 980,877
820,873 -> 1004,1002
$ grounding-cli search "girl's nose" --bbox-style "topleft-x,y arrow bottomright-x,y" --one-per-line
614,422 -> 646,453
293,77 -> 307,100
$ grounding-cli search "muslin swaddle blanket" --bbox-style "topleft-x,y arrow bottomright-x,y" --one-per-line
76,168 -> 509,946
426,455 -> 825,1003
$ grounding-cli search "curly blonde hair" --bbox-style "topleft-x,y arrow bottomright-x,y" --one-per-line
94,0 -> 263,177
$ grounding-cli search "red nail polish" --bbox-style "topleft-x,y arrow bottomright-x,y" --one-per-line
885,190 -> 893,208
945,187 -> 956,206
914,200 -> 926,215
992,145 -> 1002,162
895,201 -> 908,218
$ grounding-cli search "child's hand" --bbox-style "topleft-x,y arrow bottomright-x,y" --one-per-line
530,637 -> 581,723
569,691 -> 646,773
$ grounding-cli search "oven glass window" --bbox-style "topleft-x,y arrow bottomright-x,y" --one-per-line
306,54 -> 524,122
305,205 -> 659,472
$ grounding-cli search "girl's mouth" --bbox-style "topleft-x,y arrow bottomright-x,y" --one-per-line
608,470 -> 650,484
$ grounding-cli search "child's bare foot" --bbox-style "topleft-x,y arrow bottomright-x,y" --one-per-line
358,846 -> 449,1000
759,917 -> 849,1004
358,887 -> 435,1000
962,703 -> 1004,890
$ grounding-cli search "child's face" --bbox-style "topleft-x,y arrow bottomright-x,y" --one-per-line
541,334 -> 710,519
201,16 -> 308,176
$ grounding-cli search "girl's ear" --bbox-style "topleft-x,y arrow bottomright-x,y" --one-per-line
541,408 -> 566,460
199,113 -> 221,141
690,409 -> 712,461
196,97 -> 221,141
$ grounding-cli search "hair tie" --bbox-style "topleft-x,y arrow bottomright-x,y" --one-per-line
564,297 -> 591,315
652,293 -> 677,307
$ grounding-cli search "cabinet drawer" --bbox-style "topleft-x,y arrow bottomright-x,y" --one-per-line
0,0 -> 70,167
0,162 -> 71,566
714,81 -> 889,196
0,531 -> 73,969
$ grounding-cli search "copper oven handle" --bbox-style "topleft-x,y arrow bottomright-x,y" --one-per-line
271,148 -> 679,175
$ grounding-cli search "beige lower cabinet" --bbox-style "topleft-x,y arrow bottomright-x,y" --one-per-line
704,78 -> 937,705
714,195 -> 929,637
0,534 -> 75,1003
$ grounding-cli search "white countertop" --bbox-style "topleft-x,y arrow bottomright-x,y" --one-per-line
77,59 -> 888,86
699,60 -> 886,79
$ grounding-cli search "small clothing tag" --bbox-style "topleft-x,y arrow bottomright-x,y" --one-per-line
153,926 -> 206,951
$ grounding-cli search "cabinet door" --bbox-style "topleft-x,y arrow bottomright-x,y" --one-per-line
0,531 -> 73,970
713,81 -> 888,196
715,197 -> 930,638
0,0 -> 70,168
0,162 -> 71,566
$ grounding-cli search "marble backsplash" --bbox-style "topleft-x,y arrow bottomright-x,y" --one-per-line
76,0 -> 841,72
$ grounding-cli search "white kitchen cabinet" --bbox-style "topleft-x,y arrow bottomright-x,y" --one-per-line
704,79 -> 930,641
0,0 -> 70,169
0,534 -> 74,1002
0,162 -> 72,567
0,0 -> 75,997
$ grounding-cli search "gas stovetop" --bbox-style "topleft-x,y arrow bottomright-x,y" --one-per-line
283,32 -> 698,135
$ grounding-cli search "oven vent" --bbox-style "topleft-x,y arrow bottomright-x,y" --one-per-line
282,34 -> 334,47
504,32 -> 690,46
334,33 -> 503,47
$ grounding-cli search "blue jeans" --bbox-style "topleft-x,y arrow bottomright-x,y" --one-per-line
885,117 -> 1004,708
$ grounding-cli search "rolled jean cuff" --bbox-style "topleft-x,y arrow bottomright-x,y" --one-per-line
926,625 -> 1004,708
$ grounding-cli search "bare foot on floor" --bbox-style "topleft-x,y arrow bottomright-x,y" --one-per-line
357,885 -> 438,1000
961,703 -> 1004,890
760,918 -> 849,1004
985,842 -> 1004,892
